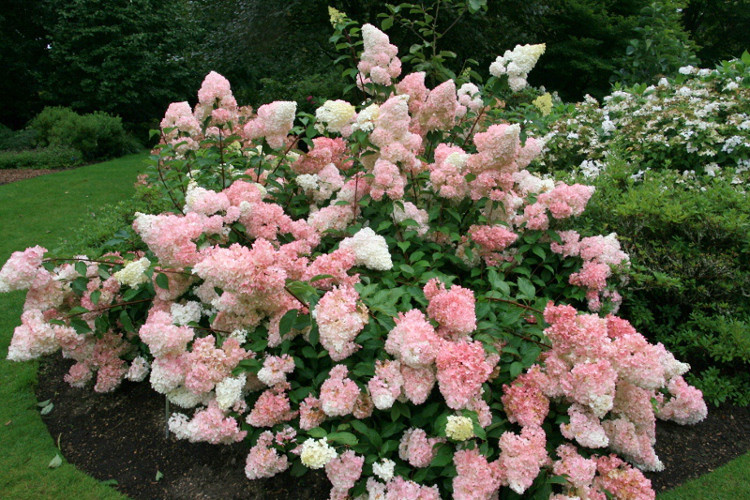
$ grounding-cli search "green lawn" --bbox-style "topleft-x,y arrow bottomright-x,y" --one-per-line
0,153 -> 746,499
0,154 -> 148,499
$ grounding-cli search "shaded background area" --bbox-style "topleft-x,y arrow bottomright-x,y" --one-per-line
1,0 -> 748,137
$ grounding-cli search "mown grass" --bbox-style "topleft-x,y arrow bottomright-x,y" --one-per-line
0,152 -> 746,499
0,153 -> 148,499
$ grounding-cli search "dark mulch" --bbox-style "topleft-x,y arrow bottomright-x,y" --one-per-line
0,169 -> 58,185
36,355 -> 750,499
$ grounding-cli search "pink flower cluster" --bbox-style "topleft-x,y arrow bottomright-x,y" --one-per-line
314,285 -> 368,360
358,24 -> 401,86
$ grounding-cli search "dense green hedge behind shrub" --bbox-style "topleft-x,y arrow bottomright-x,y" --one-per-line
28,106 -> 141,162
567,156 -> 750,407
0,146 -> 83,170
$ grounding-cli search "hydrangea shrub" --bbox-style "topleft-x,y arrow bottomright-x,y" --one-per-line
0,22 -> 708,500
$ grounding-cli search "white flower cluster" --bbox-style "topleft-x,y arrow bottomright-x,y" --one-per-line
372,458 -> 395,481
339,227 -> 393,271
300,437 -> 338,469
216,374 -> 246,410
167,386 -> 205,408
489,43 -> 546,91
315,99 -> 356,134
125,356 -> 150,382
171,301 -> 202,326
112,257 -> 151,288
445,415 -> 474,441
296,174 -> 319,192
351,103 -> 380,133
457,82 -> 483,112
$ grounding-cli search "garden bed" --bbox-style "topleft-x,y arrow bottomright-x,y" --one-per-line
37,354 -> 750,499
0,168 -> 58,185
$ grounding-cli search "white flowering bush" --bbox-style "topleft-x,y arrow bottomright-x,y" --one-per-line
539,53 -> 750,184
0,18 -> 710,500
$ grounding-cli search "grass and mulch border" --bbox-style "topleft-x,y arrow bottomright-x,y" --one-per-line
0,157 -> 748,499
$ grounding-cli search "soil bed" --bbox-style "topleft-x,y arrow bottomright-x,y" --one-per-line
0,169 -> 59,185
36,355 -> 750,499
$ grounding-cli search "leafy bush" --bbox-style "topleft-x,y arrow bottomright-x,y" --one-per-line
614,0 -> 700,87
28,106 -> 141,162
0,146 -> 82,170
0,124 -> 38,151
0,20 -> 708,500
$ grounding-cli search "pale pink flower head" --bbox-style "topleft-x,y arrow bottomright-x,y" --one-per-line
594,455 -> 655,500
0,246 -> 46,293
602,417 -> 663,471
326,450 -> 364,493
552,444 -> 597,490
399,428 -> 444,468
245,431 -> 290,479
370,159 -> 406,201
466,123 -> 521,174
400,364 -> 436,405
169,399 -> 246,445
257,354 -> 296,387
502,366 -> 550,427
468,224 -> 518,266
436,339 -> 493,409
418,80 -> 460,132
320,364 -> 360,417
368,359 -> 403,410
497,425 -> 549,495
314,285 -> 368,361
243,101 -> 297,149
656,375 -> 707,425
385,309 -> 440,367
299,395 -> 326,430
429,144 -> 470,200
161,101 -> 201,137
138,310 -> 194,358
423,278 -> 476,338
358,24 -> 401,86
395,72 -> 429,115
246,384 -> 297,427
197,71 -> 232,106
453,448 -> 503,500
560,403 -> 610,449
6,309 -> 60,362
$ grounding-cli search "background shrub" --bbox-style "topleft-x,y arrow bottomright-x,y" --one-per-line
0,146 -> 82,170
28,107 -> 140,162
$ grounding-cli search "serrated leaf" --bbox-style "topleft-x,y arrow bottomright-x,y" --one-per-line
48,454 -> 62,468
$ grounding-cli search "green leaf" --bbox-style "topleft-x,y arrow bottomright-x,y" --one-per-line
70,318 -> 92,334
40,402 -> 54,416
75,261 -> 87,276
327,431 -> 358,446
119,310 -> 135,333
307,427 -> 327,438
279,309 -> 298,336
517,277 -> 535,299
155,273 -> 170,291
155,471 -> 164,481
89,290 -> 101,306
381,16 -> 393,30
48,454 -> 63,469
